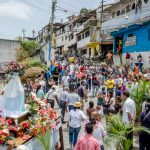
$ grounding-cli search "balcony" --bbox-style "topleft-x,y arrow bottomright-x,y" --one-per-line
102,5 -> 150,32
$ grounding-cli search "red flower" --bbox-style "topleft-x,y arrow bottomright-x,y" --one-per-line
39,109 -> 45,115
2,131 -> 9,136
8,127 -> 18,132
21,122 -> 30,129
0,139 -> 3,144
18,131 -> 23,138
0,130 -> 3,135
7,119 -> 13,125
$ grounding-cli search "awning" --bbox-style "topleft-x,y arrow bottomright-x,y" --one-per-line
87,42 -> 99,47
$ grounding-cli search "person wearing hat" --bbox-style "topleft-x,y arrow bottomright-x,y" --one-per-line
68,101 -> 87,149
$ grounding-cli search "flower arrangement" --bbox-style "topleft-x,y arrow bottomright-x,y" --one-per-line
0,130 -> 9,144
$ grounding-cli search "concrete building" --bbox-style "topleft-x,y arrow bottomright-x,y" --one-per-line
0,39 -> 20,63
101,0 -> 150,66
111,20 -> 150,67
36,23 -> 63,64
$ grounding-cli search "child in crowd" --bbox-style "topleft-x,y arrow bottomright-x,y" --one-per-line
86,101 -> 95,120
97,92 -> 104,106
96,105 -> 104,117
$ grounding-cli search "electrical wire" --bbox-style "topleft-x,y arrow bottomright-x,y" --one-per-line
24,0 -> 50,13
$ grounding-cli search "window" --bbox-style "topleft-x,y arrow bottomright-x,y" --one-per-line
126,5 -> 130,13
77,35 -> 81,41
62,37 -> 64,41
82,49 -> 87,55
148,29 -> 150,41
85,30 -> 90,38
65,36 -> 67,40
144,0 -> 148,4
121,9 -> 125,15
116,10 -> 121,16
128,33 -> 134,37
82,34 -> 84,39
69,33 -> 74,41
131,3 -> 136,10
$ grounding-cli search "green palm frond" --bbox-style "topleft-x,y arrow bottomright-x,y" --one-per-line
105,114 -> 150,150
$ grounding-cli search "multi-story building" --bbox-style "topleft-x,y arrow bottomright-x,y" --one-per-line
55,11 -> 99,58
76,10 -> 99,58
101,0 -> 150,66
36,23 -> 63,63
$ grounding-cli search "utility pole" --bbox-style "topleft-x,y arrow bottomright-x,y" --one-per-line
32,30 -> 35,38
22,29 -> 26,40
100,0 -> 104,42
48,0 -> 57,66
99,0 -> 104,60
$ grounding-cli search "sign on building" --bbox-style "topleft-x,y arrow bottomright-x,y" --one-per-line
125,36 -> 136,46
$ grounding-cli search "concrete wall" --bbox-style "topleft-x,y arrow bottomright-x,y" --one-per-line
113,51 -> 150,68
0,39 -> 20,63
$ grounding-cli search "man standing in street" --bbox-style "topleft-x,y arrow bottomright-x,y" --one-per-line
74,122 -> 100,150
61,72 -> 70,89
122,91 -> 136,150
59,87 -> 69,123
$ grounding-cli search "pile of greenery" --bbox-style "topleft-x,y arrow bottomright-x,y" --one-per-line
16,40 -> 47,80
17,40 -> 41,62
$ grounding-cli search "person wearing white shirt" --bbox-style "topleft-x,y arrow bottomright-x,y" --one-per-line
68,102 -> 87,148
122,91 -> 136,124
122,91 -> 136,150
92,119 -> 105,150
61,72 -> 70,89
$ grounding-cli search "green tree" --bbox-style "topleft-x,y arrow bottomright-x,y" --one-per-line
80,8 -> 89,14
17,40 -> 41,61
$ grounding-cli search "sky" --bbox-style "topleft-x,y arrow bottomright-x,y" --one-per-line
0,0 -> 114,39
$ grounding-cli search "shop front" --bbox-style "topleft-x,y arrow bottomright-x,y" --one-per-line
111,21 -> 150,67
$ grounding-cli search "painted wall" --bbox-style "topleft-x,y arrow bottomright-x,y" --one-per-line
113,22 -> 150,67
122,23 -> 150,53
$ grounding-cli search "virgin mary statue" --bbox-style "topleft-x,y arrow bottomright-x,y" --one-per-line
3,73 -> 26,113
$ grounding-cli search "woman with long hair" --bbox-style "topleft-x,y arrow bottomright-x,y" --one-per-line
36,85 -> 44,99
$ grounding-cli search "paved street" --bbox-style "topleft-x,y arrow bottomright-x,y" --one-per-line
55,86 -> 139,150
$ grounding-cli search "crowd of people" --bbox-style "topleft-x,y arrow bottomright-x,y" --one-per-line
24,58 -> 150,150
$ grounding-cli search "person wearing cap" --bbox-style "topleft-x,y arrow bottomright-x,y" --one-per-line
68,102 -> 87,149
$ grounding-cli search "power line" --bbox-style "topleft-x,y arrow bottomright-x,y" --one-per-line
24,0 -> 50,13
